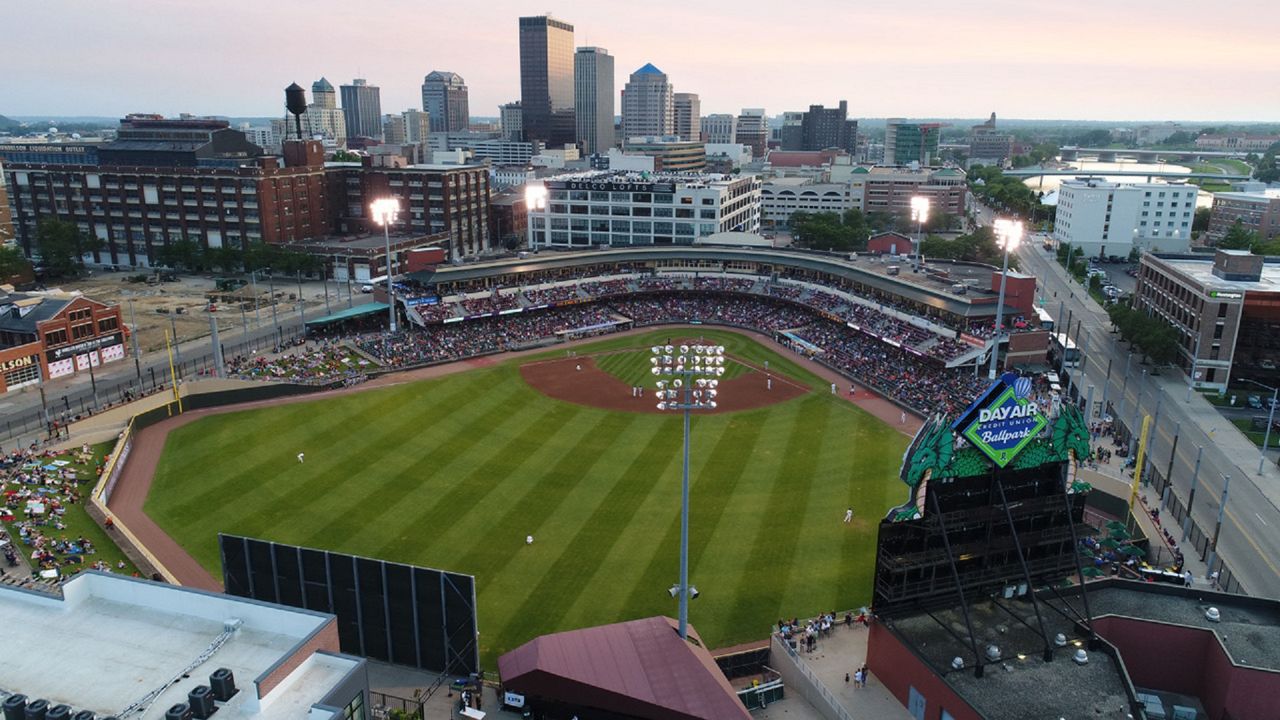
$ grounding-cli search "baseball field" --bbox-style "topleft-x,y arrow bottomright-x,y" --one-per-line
144,328 -> 910,664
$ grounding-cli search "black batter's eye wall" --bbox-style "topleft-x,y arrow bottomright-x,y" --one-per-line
220,534 -> 479,676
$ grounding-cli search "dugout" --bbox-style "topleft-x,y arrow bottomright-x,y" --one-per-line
497,616 -> 750,720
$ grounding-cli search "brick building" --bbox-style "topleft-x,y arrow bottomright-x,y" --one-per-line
0,291 -> 126,392
0,115 -> 332,266
325,163 -> 490,260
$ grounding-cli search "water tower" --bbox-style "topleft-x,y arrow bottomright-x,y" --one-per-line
284,83 -> 308,140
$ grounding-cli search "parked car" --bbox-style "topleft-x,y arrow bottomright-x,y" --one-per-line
1247,395 -> 1264,409
360,284 -> 374,293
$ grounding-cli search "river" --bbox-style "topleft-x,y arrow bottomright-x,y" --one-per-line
1023,159 -> 1215,208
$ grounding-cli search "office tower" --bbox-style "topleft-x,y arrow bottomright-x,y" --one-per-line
574,47 -> 615,154
340,78 -> 383,141
735,108 -> 768,157
519,14 -> 576,146
500,101 -> 523,141
311,77 -> 337,109
621,64 -> 673,143
383,114 -> 407,145
403,109 -> 431,144
884,118 -> 942,165
801,101 -> 858,153
702,114 -> 737,144
420,71 -> 470,133
967,112 -> 1013,167
778,111 -> 804,150
673,93 -> 701,142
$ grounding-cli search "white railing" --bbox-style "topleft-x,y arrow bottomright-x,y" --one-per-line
769,634 -> 855,720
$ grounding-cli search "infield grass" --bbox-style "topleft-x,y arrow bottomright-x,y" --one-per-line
146,329 -> 909,665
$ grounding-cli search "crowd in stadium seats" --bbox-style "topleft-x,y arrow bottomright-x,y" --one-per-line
788,322 -> 988,417
691,277 -> 757,293
522,285 -> 582,305
356,305 -> 618,367
226,343 -> 371,386
577,279 -> 632,298
460,292 -> 520,315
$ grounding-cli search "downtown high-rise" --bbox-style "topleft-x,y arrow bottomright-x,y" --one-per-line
673,93 -> 701,142
340,78 -> 383,142
519,14 -> 576,146
621,64 -> 673,143
420,71 -> 470,133
574,47 -> 615,155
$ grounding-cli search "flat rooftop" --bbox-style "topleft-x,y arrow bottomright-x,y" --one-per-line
0,573 -> 360,720
887,598 -> 1132,719
1152,255 -> 1280,293
1087,582 -> 1280,672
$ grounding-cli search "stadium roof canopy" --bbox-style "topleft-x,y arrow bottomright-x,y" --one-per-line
304,301 -> 388,326
498,616 -> 750,720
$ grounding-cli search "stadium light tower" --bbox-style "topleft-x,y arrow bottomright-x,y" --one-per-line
370,198 -> 400,333
910,196 -> 930,266
652,343 -> 726,639
989,218 -> 1024,379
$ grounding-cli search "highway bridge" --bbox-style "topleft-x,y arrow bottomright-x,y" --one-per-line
1058,146 -> 1249,163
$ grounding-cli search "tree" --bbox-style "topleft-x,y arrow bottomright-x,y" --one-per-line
155,238 -> 204,272
330,149 -> 361,163
207,246 -> 243,274
0,245 -> 32,279
35,218 -> 100,277
1193,207 -> 1212,233
1218,220 -> 1259,250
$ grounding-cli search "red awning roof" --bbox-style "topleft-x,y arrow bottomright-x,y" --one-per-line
498,616 -> 750,720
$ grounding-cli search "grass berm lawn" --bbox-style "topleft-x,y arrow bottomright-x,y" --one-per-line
146,329 -> 909,666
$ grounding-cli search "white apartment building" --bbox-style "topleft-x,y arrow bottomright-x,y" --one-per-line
239,124 -> 276,151
761,178 -> 855,227
500,102 -> 523,141
470,139 -> 547,164
493,165 -> 538,189
1054,179 -> 1198,258
702,114 -> 737,144
527,170 -> 761,248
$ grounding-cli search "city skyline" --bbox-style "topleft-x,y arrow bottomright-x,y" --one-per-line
5,0 -> 1279,122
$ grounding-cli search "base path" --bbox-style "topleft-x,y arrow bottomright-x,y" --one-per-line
107,324 -> 924,589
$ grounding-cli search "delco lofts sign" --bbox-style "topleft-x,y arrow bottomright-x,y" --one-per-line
953,374 -> 1047,467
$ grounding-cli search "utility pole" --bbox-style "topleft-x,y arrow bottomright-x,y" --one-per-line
1205,474 -> 1231,572
127,298 -> 143,380
169,313 -> 182,378
209,312 -> 225,378
1182,446 -> 1203,542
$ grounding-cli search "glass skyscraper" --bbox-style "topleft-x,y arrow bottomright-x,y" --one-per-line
519,15 -> 575,147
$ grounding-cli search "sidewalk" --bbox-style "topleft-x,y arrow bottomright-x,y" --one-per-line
1078,465 -> 1212,587
789,625 -> 912,720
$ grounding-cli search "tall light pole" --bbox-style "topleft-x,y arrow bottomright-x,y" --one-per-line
371,197 -> 401,334
652,343 -> 726,639
1239,378 -> 1278,474
910,196 -> 930,267
988,218 -> 1023,379
127,298 -> 142,380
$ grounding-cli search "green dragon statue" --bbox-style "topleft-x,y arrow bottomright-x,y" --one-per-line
888,402 -> 1095,522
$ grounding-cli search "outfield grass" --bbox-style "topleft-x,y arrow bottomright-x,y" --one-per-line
146,329 -> 909,665
595,348 -> 751,387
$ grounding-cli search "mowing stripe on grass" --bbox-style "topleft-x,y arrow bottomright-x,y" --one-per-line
612,410 -> 761,627
488,418 -> 673,647
723,396 -> 830,630
364,402 -> 583,562
291,381 -> 535,552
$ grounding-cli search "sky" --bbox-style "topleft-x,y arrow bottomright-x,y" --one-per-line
6,0 -> 1278,122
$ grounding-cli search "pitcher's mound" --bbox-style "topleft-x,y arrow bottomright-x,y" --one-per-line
520,356 -> 807,413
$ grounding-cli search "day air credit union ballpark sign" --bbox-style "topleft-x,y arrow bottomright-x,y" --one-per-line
953,374 -> 1047,467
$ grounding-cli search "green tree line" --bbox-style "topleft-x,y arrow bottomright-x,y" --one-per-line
1106,303 -> 1180,367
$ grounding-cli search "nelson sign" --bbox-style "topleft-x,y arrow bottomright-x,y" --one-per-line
953,375 -> 1047,468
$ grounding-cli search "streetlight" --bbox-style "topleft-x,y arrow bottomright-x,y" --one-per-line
652,343 -> 726,639
1239,378 -> 1278,474
371,198 -> 400,334
988,218 -> 1023,379
910,196 -> 930,266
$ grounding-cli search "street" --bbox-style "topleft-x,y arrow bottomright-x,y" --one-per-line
0,278 -> 375,449
1009,222 -> 1280,597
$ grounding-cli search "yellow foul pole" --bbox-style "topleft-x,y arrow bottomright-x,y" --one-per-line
165,329 -> 183,415
1128,415 -> 1153,516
